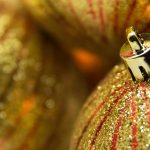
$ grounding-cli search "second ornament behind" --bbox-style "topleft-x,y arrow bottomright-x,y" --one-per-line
0,1 -> 88,149
70,28 -> 150,150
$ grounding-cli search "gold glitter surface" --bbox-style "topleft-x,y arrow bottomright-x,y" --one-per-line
71,64 -> 150,150
0,3 -> 88,150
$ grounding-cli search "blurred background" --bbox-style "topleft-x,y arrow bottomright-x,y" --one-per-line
0,0 -> 150,149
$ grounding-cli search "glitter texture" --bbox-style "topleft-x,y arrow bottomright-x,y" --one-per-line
0,2 -> 88,149
71,64 -> 150,150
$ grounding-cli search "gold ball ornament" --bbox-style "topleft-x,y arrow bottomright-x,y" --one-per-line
23,0 -> 150,60
0,1 -> 88,150
70,28 -> 150,150
71,64 -> 150,150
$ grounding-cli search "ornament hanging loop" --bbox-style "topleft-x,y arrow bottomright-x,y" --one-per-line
126,27 -> 144,55
120,26 -> 150,82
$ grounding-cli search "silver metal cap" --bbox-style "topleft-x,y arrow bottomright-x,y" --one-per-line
120,27 -> 150,81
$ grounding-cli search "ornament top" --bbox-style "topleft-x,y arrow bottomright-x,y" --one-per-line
120,27 -> 150,82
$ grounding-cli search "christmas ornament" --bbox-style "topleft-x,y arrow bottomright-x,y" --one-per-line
0,2 -> 88,150
23,0 -> 150,60
70,28 -> 150,150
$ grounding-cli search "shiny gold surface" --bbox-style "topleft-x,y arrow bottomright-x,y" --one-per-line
120,27 -> 150,81
71,64 -> 150,150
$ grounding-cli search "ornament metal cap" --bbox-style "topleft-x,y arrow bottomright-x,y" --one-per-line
120,26 -> 150,81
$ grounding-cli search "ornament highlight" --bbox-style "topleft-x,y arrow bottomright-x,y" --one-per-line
121,27 -> 150,81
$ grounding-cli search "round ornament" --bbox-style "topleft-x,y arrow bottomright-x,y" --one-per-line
70,28 -> 150,150
23,0 -> 150,60
0,2 -> 88,150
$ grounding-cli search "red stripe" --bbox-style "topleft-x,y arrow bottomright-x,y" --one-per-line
132,124 -> 138,150
75,80 -> 126,149
68,0 -> 99,45
140,83 -> 150,126
90,83 -> 131,149
110,92 -> 135,150
98,0 -> 105,31
68,0 -> 86,32
90,113 -> 108,150
98,0 -> 109,43
113,0 -> 119,34
111,117 -> 122,150
75,101 -> 105,150
87,0 -> 96,20
131,98 -> 138,150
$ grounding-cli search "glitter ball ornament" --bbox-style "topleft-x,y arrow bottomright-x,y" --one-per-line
0,2 -> 88,150
23,0 -> 150,60
71,64 -> 150,150
70,28 -> 150,150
